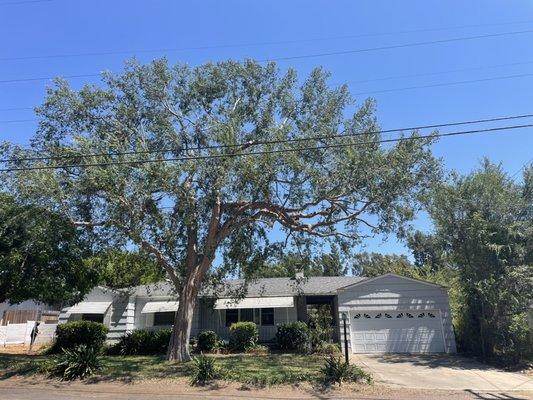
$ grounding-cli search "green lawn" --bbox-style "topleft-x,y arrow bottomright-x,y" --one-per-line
0,353 -> 326,385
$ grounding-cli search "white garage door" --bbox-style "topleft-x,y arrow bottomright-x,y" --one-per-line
349,310 -> 445,353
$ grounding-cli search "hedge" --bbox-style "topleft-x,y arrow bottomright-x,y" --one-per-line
52,320 -> 108,353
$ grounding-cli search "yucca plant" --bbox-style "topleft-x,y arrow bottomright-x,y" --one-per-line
52,345 -> 102,380
320,355 -> 372,386
190,354 -> 220,385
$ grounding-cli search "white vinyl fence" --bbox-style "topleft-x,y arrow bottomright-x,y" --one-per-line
0,321 -> 57,346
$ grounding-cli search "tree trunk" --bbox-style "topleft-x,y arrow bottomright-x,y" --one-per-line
167,279 -> 198,362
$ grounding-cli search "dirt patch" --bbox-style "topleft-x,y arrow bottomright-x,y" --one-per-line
0,344 -> 45,355
0,375 -> 530,400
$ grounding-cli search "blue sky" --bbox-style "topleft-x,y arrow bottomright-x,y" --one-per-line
1,0 -> 532,257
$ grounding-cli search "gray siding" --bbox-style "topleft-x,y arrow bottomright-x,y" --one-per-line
58,287 -> 130,343
337,274 -> 456,354
133,296 -> 200,336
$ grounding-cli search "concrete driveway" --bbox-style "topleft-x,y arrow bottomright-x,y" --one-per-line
352,354 -> 533,392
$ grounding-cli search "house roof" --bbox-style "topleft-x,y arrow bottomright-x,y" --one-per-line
132,276 -> 366,298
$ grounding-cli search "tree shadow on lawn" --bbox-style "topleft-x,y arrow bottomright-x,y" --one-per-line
361,354 -> 508,372
0,354 -> 48,381
87,355 -> 192,384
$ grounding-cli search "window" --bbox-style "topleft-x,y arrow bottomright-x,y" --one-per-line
406,313 -> 414,318
375,313 -> 382,318
261,308 -> 274,326
353,313 -> 361,319
428,312 -> 436,318
240,308 -> 254,322
153,311 -> 175,326
225,309 -> 238,327
363,313 -> 371,319
418,313 -> 426,318
384,313 -> 392,318
82,314 -> 104,323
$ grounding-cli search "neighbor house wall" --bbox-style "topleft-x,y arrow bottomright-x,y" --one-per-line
337,274 -> 456,354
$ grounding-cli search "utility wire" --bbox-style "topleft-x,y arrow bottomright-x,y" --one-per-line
5,59 -> 533,112
3,20 -> 533,62
3,113 -> 533,163
345,59 -> 533,85
0,73 -> 100,85
259,29 -> 533,63
0,119 -> 37,124
2,29 -> 533,85
1,123 -> 531,172
2,70 -> 533,117
510,157 -> 533,178
352,72 -> 533,95
0,0 -> 52,5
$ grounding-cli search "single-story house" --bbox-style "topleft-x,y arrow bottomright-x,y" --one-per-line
59,273 -> 457,354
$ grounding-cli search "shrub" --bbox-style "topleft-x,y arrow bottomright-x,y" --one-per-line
229,321 -> 258,351
197,330 -> 218,353
152,329 -> 172,353
276,321 -> 309,352
190,354 -> 220,385
51,345 -> 102,380
314,341 -> 341,355
245,344 -> 269,355
308,305 -> 334,349
52,320 -> 108,353
320,355 -> 372,386
113,329 -> 171,355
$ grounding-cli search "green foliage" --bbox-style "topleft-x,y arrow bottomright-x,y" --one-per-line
242,246 -> 348,279
197,330 -> 219,353
229,321 -> 259,351
112,329 -> 171,355
2,59 -> 439,359
314,342 -> 341,355
52,321 -> 108,353
308,305 -> 334,350
0,193 -> 98,304
84,250 -> 164,289
51,345 -> 102,380
320,355 -> 371,386
276,321 -> 309,352
415,160 -> 533,365
190,354 -> 220,385
352,252 -> 420,278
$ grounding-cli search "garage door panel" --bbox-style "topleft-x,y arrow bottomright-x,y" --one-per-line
349,310 -> 445,353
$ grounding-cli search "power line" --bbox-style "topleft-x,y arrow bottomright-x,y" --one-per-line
0,107 -> 34,111
3,20 -> 533,62
0,73 -> 100,85
4,59 -> 533,114
0,119 -> 36,124
3,113 -> 533,163
345,59 -> 533,85
351,72 -> 533,96
0,0 -> 52,5
2,29 -> 533,86
1,123 -> 531,172
510,158 -> 533,178
259,29 -> 533,63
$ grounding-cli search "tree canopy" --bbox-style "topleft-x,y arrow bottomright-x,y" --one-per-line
0,193 -> 98,305
1,59 -> 439,360
415,160 -> 532,364
84,250 -> 165,289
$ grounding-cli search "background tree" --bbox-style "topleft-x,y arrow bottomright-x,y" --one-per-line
351,251 -> 419,278
0,193 -> 98,305
418,160 -> 532,364
1,59 -> 438,361
84,250 -> 164,289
